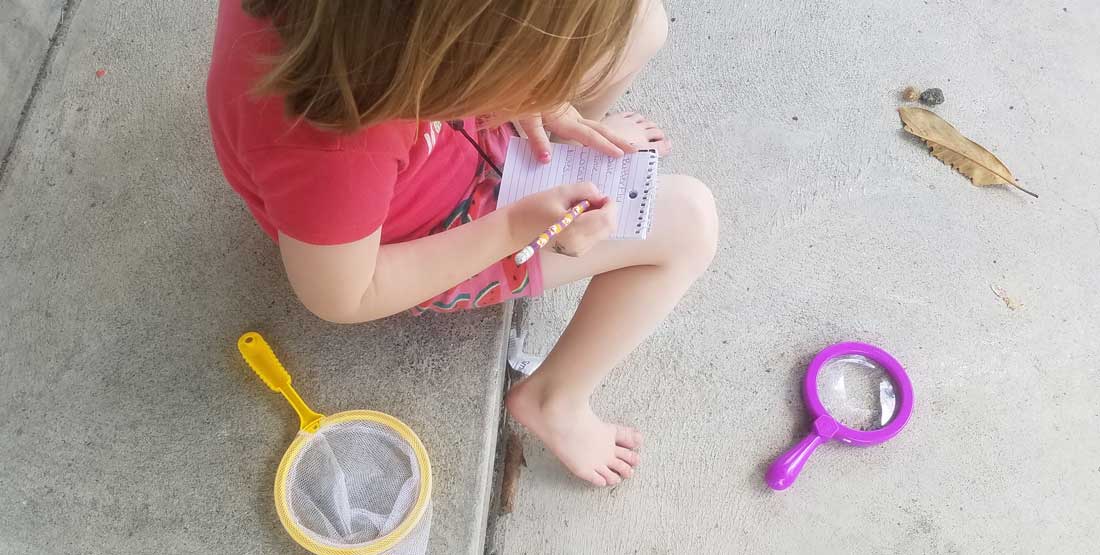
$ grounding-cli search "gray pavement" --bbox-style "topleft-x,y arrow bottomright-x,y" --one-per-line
490,0 -> 1100,553
0,1 -> 505,554
0,0 -> 63,160
2,1 -> 1099,555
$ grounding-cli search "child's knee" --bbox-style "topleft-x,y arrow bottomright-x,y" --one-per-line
619,0 -> 668,77
657,174 -> 718,271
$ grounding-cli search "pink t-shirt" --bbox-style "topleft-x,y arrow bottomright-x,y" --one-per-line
205,0 -> 478,245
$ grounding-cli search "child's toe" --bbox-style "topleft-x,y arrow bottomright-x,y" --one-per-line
596,466 -> 622,486
648,134 -> 671,155
608,458 -> 635,479
615,446 -> 640,466
584,469 -> 608,487
615,426 -> 643,448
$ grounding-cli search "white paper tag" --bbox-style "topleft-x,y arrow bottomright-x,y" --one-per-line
507,329 -> 545,376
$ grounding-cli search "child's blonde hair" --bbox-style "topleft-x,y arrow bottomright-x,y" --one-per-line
244,0 -> 639,132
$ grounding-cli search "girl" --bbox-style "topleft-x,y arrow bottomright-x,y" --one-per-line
207,0 -> 718,487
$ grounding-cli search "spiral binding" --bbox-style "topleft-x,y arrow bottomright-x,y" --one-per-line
635,150 -> 659,236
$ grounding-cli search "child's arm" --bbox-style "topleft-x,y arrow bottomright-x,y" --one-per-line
279,181 -> 611,323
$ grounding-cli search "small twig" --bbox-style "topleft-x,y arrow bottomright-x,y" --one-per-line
499,430 -> 525,514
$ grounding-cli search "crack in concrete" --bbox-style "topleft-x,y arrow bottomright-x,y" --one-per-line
0,0 -> 83,188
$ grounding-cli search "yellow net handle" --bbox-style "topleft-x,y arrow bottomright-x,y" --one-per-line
238,332 -> 324,432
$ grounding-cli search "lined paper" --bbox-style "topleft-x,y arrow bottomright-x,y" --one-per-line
497,137 -> 659,239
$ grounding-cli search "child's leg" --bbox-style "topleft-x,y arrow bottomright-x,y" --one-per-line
506,175 -> 718,486
573,0 -> 669,120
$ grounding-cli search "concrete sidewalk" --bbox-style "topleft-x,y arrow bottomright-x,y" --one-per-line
2,1 -> 1099,555
489,0 -> 1100,553
0,1 -> 507,553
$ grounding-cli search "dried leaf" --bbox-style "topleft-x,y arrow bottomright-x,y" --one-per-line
898,107 -> 1037,198
499,430 -> 524,514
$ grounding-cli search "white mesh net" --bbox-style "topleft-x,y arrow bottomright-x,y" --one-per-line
284,419 -> 430,553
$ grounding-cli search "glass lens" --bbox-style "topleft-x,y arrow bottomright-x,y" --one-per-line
816,354 -> 897,431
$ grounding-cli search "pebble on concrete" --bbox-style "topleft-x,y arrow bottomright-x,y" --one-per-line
920,87 -> 945,106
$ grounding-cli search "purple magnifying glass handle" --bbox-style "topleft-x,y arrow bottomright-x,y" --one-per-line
765,434 -> 824,491
765,415 -> 838,490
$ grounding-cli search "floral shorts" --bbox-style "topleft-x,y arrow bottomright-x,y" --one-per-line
411,126 -> 543,315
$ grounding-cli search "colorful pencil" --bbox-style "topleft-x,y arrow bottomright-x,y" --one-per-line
514,200 -> 591,265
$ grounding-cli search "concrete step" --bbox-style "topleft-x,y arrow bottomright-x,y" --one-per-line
0,1 -> 508,553
0,0 -> 65,159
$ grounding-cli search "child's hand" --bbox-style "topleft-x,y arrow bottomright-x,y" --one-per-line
517,104 -> 637,163
547,197 -> 617,257
510,181 -> 616,257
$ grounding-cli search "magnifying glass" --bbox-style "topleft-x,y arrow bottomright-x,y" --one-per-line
765,342 -> 914,491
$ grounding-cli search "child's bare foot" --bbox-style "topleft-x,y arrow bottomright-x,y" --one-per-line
506,378 -> 642,487
601,111 -> 672,156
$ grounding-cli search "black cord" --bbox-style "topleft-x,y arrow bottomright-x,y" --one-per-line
448,120 -> 504,177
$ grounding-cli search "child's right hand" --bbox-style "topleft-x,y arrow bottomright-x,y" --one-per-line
510,181 -> 616,258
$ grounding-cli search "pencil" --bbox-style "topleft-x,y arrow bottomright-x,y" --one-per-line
514,200 -> 591,265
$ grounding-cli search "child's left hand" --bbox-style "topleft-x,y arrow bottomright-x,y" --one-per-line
517,104 -> 638,163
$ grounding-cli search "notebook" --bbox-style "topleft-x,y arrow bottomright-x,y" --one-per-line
497,137 -> 660,239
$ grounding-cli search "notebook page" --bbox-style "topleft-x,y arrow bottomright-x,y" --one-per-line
497,137 -> 658,239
